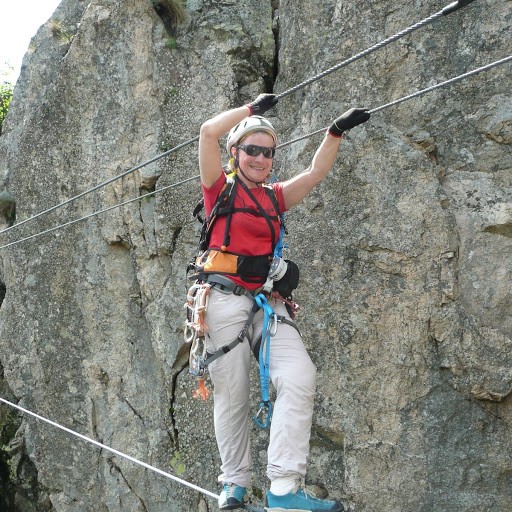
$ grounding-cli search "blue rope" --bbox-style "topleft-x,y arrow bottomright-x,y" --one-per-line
253,293 -> 276,429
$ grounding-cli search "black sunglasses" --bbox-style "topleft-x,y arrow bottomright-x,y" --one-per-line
237,144 -> 276,159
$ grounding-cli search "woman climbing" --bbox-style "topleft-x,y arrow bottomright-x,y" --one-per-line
194,93 -> 370,511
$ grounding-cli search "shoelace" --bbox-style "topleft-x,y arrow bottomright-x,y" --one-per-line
296,481 -> 329,504
224,484 -> 245,499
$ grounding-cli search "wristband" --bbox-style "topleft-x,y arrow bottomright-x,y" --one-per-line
327,129 -> 344,139
328,120 -> 345,138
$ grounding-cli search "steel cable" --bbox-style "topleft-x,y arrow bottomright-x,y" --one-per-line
278,54 -> 512,148
0,137 -> 199,237
276,0 -> 476,99
0,397 -> 220,501
0,0 -> 478,239
0,54 -> 509,252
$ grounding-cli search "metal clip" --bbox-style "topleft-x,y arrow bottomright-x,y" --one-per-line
189,354 -> 206,378
189,335 -> 207,377
184,323 -> 196,343
253,401 -> 273,429
269,313 -> 279,336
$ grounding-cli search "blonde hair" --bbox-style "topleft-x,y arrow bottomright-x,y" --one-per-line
226,157 -> 237,173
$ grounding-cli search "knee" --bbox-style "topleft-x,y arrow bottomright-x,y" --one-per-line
281,356 -> 316,399
300,358 -> 316,395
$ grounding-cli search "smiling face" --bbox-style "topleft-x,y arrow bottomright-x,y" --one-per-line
232,131 -> 275,187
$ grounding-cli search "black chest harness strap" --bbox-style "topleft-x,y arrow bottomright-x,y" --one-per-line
190,174 -> 284,282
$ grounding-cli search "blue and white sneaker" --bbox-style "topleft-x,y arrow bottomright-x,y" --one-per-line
265,487 -> 344,511
219,483 -> 248,510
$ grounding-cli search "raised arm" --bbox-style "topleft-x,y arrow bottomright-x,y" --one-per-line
199,106 -> 249,188
199,95 -> 278,188
282,108 -> 370,209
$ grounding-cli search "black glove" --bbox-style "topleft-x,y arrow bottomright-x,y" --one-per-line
328,107 -> 370,137
247,94 -> 278,116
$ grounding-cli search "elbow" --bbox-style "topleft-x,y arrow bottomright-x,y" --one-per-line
200,120 -> 219,140
306,165 -> 326,187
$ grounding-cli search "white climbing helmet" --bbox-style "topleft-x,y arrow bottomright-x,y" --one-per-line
226,116 -> 278,155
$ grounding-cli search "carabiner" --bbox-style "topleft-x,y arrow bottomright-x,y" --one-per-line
189,354 -> 206,378
269,313 -> 279,337
253,401 -> 273,429
184,323 -> 196,343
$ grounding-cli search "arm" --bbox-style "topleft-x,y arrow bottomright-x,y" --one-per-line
281,107 -> 371,209
282,134 -> 342,209
199,94 -> 278,188
199,106 -> 250,188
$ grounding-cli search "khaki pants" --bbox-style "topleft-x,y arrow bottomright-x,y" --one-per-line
205,287 -> 316,488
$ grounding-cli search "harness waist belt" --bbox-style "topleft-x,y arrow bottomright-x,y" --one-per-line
202,273 -> 261,298
195,249 -> 271,283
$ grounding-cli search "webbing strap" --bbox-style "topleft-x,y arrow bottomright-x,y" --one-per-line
202,300 -> 260,367
252,294 -> 276,429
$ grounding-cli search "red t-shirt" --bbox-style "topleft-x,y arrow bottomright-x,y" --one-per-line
202,172 -> 287,290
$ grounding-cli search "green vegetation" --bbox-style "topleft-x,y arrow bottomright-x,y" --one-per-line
0,81 -> 14,135
251,486 -> 264,500
47,19 -> 73,45
170,451 -> 186,476
165,37 -> 177,49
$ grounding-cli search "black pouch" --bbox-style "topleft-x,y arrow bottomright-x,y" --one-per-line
238,254 -> 272,282
273,260 -> 299,299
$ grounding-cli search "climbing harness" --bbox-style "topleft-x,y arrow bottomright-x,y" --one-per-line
185,273 -> 262,367
184,272 -> 270,400
184,272 -> 301,430
0,0 -> 482,243
184,273 -> 259,398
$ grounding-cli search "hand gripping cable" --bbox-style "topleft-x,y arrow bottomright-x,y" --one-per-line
0,0 -> 480,246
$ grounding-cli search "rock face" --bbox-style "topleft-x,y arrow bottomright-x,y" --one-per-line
0,0 -> 510,510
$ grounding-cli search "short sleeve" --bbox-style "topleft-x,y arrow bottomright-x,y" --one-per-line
201,172 -> 226,216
